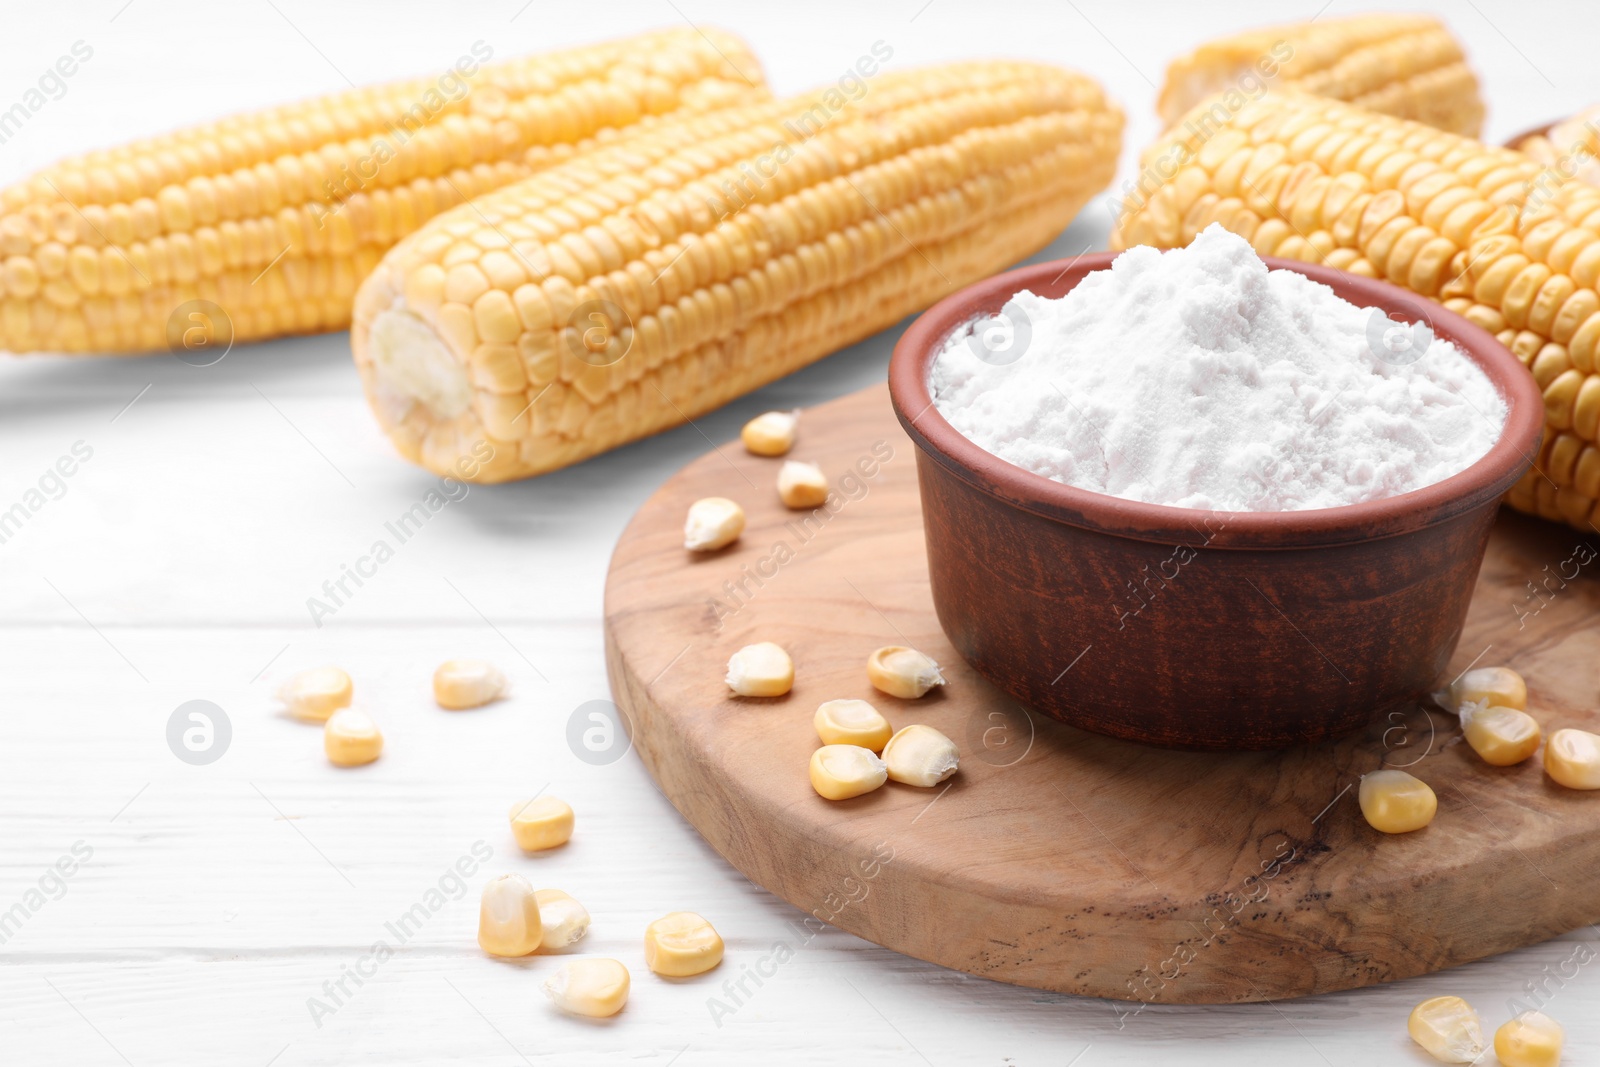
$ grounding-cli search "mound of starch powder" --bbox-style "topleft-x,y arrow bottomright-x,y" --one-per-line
930,225 -> 1507,511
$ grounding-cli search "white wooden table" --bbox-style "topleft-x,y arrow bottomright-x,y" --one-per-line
2,2 -> 1597,1063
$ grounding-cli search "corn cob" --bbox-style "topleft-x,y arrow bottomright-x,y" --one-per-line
0,29 -> 764,356
351,61 -> 1123,483
1158,14 -> 1483,137
1515,106 -> 1600,188
1507,181 -> 1600,527
1113,91 -> 1600,532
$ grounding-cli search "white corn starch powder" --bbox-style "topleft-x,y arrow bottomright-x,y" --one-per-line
930,225 -> 1507,512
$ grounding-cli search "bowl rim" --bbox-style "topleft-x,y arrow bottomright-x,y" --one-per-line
888,251 -> 1546,550
1503,120 -> 1554,151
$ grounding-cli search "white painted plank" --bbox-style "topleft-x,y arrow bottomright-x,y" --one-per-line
4,934 -> 1598,1065
3,625 -> 1598,1065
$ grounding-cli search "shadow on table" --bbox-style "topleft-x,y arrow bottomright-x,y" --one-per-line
0,206 -> 1113,529
0,328 -> 359,426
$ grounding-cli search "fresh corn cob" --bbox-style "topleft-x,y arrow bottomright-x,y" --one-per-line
1113,92 -> 1600,531
352,61 -> 1122,483
1158,14 -> 1483,136
1513,428 -> 1600,526
1515,106 -> 1600,188
0,29 -> 764,356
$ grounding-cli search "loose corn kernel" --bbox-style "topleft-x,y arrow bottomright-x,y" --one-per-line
1407,995 -> 1487,1063
867,645 -> 946,699
534,889 -> 591,949
809,744 -> 889,800
741,410 -> 799,456
684,496 -> 745,552
1495,1010 -> 1564,1067
323,708 -> 383,766
278,666 -> 353,722
1359,769 -> 1437,833
643,912 -> 724,976
814,699 -> 892,751
776,460 -> 828,509
725,642 -> 793,697
509,795 -> 575,851
1460,703 -> 1542,766
882,724 -> 960,787
1544,728 -> 1600,789
542,958 -> 630,1017
1449,666 -> 1527,712
433,659 -> 507,709
478,873 -> 543,957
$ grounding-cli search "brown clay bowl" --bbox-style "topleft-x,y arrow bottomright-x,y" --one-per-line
1504,121 -> 1554,151
888,254 -> 1545,750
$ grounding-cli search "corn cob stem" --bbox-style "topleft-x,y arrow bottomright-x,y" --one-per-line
1115,91 -> 1600,532
1158,13 -> 1483,137
352,61 -> 1123,483
0,29 -> 765,355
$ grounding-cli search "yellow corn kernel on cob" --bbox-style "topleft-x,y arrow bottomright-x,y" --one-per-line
1158,14 -> 1483,136
1516,106 -> 1600,188
351,61 -> 1122,483
0,29 -> 765,356
1514,427 -> 1600,526
1112,91 -> 1600,532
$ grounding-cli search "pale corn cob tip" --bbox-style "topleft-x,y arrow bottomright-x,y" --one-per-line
1112,89 -> 1600,532
1158,13 -> 1483,137
350,60 -> 1122,484
0,27 -> 766,356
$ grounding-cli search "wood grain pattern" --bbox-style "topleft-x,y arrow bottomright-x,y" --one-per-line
605,382 -> 1600,1004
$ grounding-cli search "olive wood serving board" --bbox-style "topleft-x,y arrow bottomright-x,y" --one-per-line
603,383 -> 1600,1004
